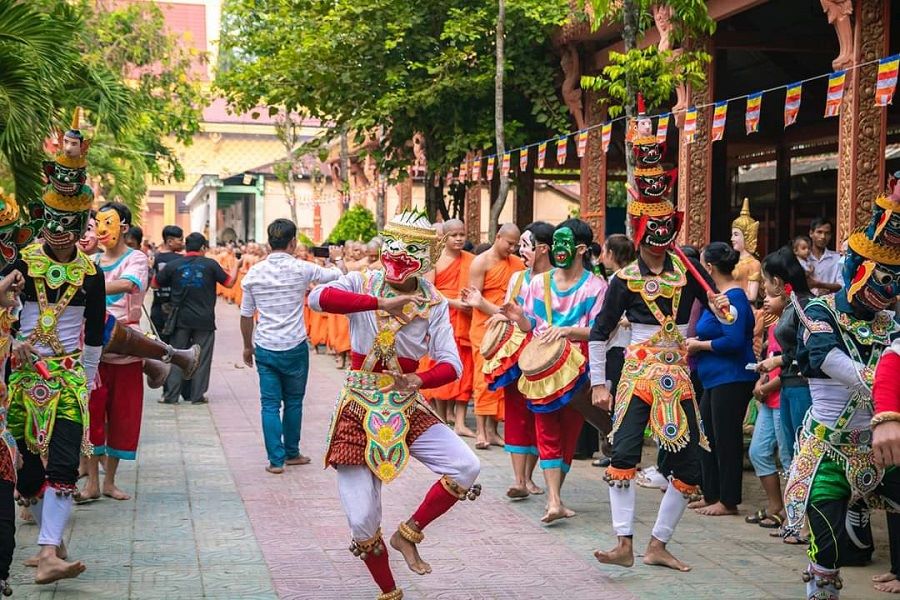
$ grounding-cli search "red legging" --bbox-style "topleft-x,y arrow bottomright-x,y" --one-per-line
503,386 -> 537,455
534,405 -> 584,473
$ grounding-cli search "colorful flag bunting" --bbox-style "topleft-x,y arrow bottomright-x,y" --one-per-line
519,148 -> 528,172
875,54 -> 899,106
683,107 -> 698,143
784,82 -> 802,128
486,156 -> 495,181
711,101 -> 728,142
745,92 -> 762,134
656,114 -> 670,143
459,161 -> 468,182
576,131 -> 588,158
601,122 -> 612,153
538,142 -> 547,169
556,137 -> 568,165
824,70 -> 846,117
501,152 -> 511,177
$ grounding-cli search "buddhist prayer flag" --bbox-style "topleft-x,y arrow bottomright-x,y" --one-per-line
784,82 -> 802,128
459,161 -> 468,182
875,54 -> 899,106
745,92 -> 762,134
486,156 -> 495,181
472,159 -> 481,182
601,122 -> 612,153
824,70 -> 846,117
576,131 -> 588,158
537,142 -> 548,168
656,114 -> 670,143
711,101 -> 728,142
683,107 -> 698,143
519,148 -> 529,172
501,152 -> 511,177
556,137 -> 568,165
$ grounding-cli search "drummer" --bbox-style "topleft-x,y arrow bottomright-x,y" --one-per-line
500,219 -> 606,524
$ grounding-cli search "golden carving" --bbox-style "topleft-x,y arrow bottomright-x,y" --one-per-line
464,151 -> 482,244
580,90 -> 606,242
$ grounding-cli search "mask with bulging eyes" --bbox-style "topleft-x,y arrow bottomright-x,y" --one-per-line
518,231 -> 535,268
380,233 -> 432,284
643,215 -> 679,249
844,247 -> 900,312
42,204 -> 88,250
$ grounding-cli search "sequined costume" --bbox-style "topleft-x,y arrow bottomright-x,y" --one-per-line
788,178 -> 900,600
7,110 -> 105,577
308,211 -> 480,600
588,97 -> 733,555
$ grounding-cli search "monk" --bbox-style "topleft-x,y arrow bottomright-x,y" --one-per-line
365,239 -> 382,271
422,219 -> 476,437
463,223 -> 523,449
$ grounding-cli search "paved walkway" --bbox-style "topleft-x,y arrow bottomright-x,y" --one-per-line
8,302 -> 893,598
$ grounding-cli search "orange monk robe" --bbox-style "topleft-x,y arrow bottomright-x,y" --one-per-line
327,313 -> 351,354
421,251 -> 475,403
219,252 -> 237,301
305,290 -> 328,347
233,255 -> 256,308
469,255 -> 524,421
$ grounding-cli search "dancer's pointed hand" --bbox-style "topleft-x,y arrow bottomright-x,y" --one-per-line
379,370 -> 423,394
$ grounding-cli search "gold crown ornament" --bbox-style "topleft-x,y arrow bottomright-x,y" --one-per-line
732,198 -> 760,255
0,189 -> 20,228
382,209 -> 443,264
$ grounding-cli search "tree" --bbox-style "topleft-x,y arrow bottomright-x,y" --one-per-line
272,111 -> 305,226
326,203 -> 378,244
580,1 -> 715,229
0,0 -> 205,216
491,0 -> 509,241
216,0 -> 570,233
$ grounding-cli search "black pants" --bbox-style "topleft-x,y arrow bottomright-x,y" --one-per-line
699,381 -> 753,507
0,481 -> 14,580
611,395 -> 702,486
807,468 -> 900,570
163,328 -> 215,403
16,418 -> 82,497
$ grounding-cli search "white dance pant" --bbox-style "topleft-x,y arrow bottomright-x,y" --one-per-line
337,423 -> 480,540
609,483 -> 688,542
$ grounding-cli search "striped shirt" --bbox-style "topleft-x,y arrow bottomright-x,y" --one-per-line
240,252 -> 342,351
520,269 -> 607,337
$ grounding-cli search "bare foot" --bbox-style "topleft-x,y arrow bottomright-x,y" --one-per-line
687,499 -> 709,510
454,426 -> 475,438
19,506 -> 34,523
474,436 -> 490,450
35,555 -> 85,584
488,433 -> 504,447
695,502 -> 738,517
101,484 -> 131,501
25,542 -> 67,567
389,529 -> 432,575
874,573 -> 898,583
594,541 -> 634,567
874,579 -> 900,594
643,539 -> 691,572
541,505 -> 575,524
506,485 -> 529,499
526,480 -> 545,495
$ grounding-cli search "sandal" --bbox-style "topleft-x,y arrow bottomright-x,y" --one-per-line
782,533 -> 809,545
758,513 -> 784,529
745,509 -> 767,524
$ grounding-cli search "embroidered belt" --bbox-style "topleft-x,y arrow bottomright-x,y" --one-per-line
784,414 -> 883,531
324,370 -> 421,483
613,341 -> 708,453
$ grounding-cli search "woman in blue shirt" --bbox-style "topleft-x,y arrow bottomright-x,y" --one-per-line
685,242 -> 757,517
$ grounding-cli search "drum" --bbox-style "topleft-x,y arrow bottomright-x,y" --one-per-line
481,319 -> 528,390
517,337 -> 587,412
480,319 -> 514,360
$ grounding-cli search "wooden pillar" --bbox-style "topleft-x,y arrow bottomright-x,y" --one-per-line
580,91 -> 607,241
775,143 -> 792,245
677,37 -> 714,248
397,173 -> 413,213
835,0 -> 889,245
515,169 -> 534,229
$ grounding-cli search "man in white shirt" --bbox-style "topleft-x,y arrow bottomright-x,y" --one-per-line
807,217 -> 842,296
240,219 -> 342,474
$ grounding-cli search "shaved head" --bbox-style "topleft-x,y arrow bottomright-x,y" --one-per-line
494,223 -> 520,258
443,219 -> 465,233
498,223 -> 520,238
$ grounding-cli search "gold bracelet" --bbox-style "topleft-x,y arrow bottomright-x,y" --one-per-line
377,589 -> 403,600
397,521 -> 424,544
871,411 -> 900,429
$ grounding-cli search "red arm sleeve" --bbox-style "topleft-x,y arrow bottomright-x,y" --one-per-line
873,351 -> 900,414
417,361 -> 457,390
317,287 -> 378,314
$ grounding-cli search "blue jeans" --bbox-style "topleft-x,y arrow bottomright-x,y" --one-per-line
255,342 -> 310,467
748,404 -> 791,477
779,384 -> 812,463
